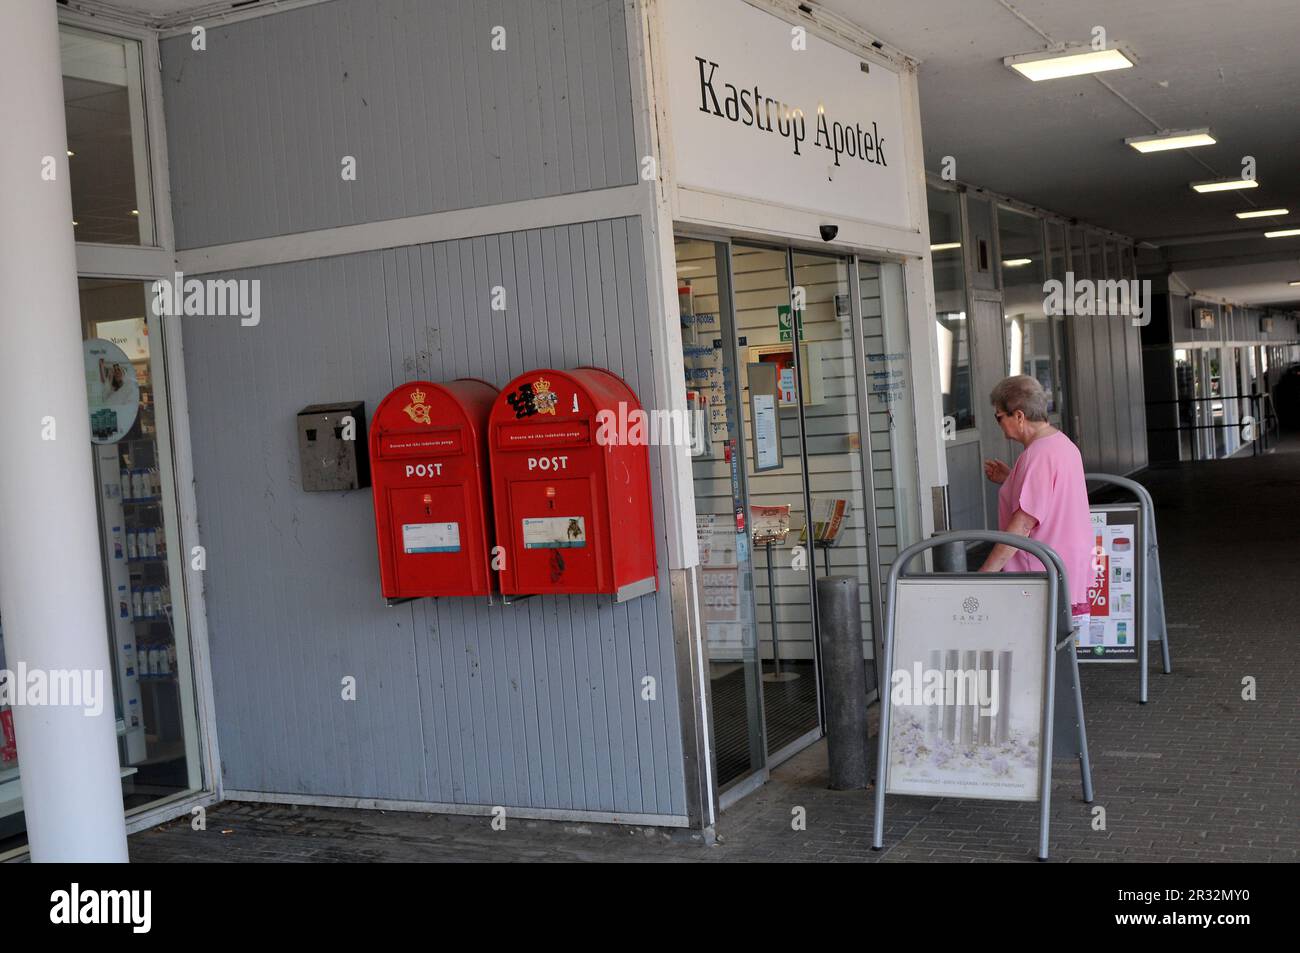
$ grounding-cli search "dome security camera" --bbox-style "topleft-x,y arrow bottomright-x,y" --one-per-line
819,224 -> 839,242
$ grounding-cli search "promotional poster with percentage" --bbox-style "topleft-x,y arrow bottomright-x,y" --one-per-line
1079,508 -> 1141,661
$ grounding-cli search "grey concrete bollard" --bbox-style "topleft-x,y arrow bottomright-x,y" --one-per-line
817,575 -> 870,790
933,535 -> 967,573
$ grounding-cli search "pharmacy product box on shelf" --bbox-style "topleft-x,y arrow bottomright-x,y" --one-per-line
369,379 -> 497,599
487,368 -> 656,601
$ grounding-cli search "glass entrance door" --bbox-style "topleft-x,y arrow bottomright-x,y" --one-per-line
732,244 -> 823,761
675,236 -> 909,798
675,238 -> 767,793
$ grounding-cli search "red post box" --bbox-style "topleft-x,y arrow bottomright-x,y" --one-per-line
488,367 -> 657,600
369,379 -> 497,599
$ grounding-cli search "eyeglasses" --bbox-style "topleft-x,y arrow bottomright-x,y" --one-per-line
995,411 -> 1012,423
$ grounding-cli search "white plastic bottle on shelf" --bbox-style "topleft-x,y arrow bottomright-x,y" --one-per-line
131,589 -> 143,618
120,467 -> 132,499
155,644 -> 170,676
146,528 -> 158,558
138,644 -> 151,676
126,529 -> 138,560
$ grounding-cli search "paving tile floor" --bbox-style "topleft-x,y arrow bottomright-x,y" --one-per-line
130,436 -> 1300,863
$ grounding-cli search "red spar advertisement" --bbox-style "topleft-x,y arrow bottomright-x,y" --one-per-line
1088,529 -> 1110,617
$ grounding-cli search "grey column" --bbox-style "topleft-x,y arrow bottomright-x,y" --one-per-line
0,2 -> 129,861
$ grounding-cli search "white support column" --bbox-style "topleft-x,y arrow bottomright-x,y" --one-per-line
0,2 -> 129,861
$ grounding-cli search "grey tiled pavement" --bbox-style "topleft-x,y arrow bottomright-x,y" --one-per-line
130,437 -> 1300,863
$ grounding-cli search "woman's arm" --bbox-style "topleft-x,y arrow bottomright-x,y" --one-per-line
977,508 -> 1039,572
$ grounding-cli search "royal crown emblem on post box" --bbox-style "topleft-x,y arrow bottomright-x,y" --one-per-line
403,386 -> 432,425
531,377 -> 558,416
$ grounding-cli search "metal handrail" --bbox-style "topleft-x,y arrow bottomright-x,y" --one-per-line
1144,392 -> 1277,455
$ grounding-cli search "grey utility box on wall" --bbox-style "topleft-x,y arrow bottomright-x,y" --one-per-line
297,402 -> 369,491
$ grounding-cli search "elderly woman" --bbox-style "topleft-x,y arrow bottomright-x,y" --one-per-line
978,375 -> 1094,632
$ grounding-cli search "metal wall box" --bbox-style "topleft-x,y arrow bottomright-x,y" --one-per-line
488,367 -> 657,601
369,379 -> 498,599
297,402 -> 369,491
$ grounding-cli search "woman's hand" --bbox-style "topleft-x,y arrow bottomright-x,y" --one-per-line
983,458 -> 1011,484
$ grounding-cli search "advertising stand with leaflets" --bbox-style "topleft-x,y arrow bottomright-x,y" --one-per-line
1083,473 -> 1173,704
872,532 -> 1093,862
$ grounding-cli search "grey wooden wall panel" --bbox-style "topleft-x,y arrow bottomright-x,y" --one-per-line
183,217 -> 685,817
160,0 -> 638,249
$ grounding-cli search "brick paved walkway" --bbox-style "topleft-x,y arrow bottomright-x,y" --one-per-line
130,438 -> 1300,863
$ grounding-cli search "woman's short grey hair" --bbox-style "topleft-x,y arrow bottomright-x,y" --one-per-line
991,375 -> 1049,422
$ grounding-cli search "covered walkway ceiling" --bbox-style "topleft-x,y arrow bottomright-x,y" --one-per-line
820,0 -> 1300,308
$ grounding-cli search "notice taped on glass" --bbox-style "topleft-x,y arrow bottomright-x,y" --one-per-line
523,516 -> 587,549
1079,505 -> 1142,661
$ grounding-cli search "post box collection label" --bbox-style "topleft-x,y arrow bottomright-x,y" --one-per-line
523,516 -> 586,549
402,522 -> 461,553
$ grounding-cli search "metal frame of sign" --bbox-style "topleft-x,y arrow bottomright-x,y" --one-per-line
1084,473 -> 1173,704
1080,504 -> 1144,664
872,531 -> 1094,862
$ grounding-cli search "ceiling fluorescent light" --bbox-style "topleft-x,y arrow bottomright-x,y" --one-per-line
1236,208 -> 1288,219
930,242 -> 961,251
1002,258 -> 1033,267
1191,179 -> 1258,193
1264,229 -> 1300,238
1290,280 -> 1300,286
1004,45 -> 1136,81
1126,129 -> 1215,153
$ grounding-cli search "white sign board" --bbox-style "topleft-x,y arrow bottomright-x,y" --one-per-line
660,0 -> 912,230
885,577 -> 1050,802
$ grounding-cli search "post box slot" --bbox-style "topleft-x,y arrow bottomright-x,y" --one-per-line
495,420 -> 591,449
379,429 -> 464,458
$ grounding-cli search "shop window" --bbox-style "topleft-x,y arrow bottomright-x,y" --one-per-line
1,279 -> 202,856
998,207 -> 1054,410
927,186 -> 974,431
61,26 -> 155,246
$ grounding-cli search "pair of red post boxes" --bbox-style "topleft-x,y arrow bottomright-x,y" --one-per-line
368,369 -> 657,602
